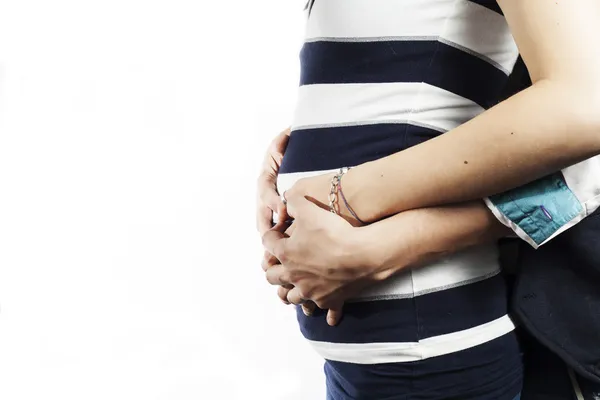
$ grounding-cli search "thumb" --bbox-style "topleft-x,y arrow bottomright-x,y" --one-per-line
276,201 -> 290,224
286,194 -> 318,220
257,172 -> 284,216
326,305 -> 344,327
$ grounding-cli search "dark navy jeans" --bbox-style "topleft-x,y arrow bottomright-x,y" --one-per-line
520,328 -> 600,400
325,392 -> 520,400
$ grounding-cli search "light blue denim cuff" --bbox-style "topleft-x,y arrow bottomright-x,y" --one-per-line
488,173 -> 584,246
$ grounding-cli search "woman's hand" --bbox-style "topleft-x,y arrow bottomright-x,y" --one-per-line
256,128 -> 318,315
284,170 -> 365,227
256,128 -> 290,236
262,195 -> 382,326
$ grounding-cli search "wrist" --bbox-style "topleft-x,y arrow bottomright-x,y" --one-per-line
353,210 -> 440,282
349,223 -> 411,282
335,168 -> 377,226
341,166 -> 394,224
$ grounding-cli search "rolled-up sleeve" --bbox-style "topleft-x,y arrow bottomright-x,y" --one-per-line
484,156 -> 600,248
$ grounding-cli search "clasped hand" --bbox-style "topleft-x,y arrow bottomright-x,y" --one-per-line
261,177 -> 376,326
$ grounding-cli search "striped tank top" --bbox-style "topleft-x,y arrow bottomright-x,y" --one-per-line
277,1 -> 524,398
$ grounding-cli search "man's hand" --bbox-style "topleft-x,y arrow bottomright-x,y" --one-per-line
262,195 -> 381,326
262,243 -> 318,317
284,170 -> 365,227
256,128 -> 290,236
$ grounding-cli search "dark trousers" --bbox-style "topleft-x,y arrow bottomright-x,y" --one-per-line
520,329 -> 600,400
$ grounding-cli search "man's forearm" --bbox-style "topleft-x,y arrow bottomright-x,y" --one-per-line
355,201 -> 511,280
343,81 -> 600,223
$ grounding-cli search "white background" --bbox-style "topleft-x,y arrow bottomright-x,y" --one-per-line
0,1 -> 324,399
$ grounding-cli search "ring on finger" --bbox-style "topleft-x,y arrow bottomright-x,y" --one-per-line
287,289 -> 306,305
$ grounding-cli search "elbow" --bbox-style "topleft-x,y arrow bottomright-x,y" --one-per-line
556,81 -> 600,150
578,84 -> 600,128
577,96 -> 600,150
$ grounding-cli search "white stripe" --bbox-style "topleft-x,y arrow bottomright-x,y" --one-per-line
307,315 -> 516,364
353,245 -> 500,301
306,0 -> 519,72
442,0 -> 518,74
291,82 -> 483,133
306,0 -> 455,39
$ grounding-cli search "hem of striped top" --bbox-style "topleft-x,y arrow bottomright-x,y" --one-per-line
307,315 -> 516,364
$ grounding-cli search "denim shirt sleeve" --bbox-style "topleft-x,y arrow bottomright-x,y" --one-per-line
484,157 -> 600,248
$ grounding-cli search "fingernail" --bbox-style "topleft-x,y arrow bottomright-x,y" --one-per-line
302,307 -> 313,317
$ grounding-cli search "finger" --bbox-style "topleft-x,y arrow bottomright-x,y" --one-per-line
257,172 -> 285,215
327,305 -> 344,327
265,265 -> 290,286
271,218 -> 292,235
286,194 -> 323,220
259,200 -> 286,236
270,128 -> 291,158
276,201 -> 290,225
261,251 -> 279,271
258,171 -> 281,205
257,206 -> 274,237
301,302 -> 316,316
277,286 -> 291,305
284,190 -> 302,220
284,221 -> 296,237
272,192 -> 289,225
264,129 -> 291,170
262,229 -> 288,261
286,287 -> 306,305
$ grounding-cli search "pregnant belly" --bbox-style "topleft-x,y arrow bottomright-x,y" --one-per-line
277,128 -> 513,363
298,261 -> 514,364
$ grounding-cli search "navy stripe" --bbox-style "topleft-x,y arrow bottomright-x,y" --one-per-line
297,274 -> 509,344
279,124 -> 440,174
500,56 -> 532,101
325,332 -> 522,399
468,0 -> 503,15
300,40 -> 508,108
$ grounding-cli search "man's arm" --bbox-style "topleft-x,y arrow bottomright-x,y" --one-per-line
288,0 -> 600,243
358,202 -> 512,280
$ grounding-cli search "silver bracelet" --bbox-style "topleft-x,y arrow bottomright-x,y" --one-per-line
328,167 -> 351,214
